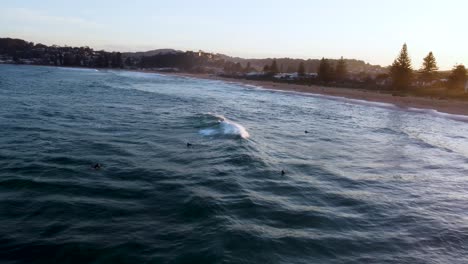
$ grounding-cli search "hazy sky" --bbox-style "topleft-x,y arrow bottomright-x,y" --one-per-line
1,0 -> 467,69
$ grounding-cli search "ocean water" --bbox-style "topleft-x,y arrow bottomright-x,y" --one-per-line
1,64 -> 468,264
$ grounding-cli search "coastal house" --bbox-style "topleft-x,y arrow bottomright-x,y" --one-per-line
306,73 -> 318,78
245,72 -> 266,77
273,72 -> 318,81
377,78 -> 391,87
274,73 -> 299,80
413,80 -> 438,88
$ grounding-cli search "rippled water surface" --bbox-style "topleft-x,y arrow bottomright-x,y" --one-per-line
1,64 -> 468,264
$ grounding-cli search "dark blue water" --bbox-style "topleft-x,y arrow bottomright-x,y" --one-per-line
1,64 -> 468,264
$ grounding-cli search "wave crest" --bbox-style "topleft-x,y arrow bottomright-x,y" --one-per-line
199,113 -> 250,139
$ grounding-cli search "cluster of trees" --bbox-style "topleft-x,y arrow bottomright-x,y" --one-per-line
259,56 -> 349,83
0,38 -> 123,68
51,50 -> 122,68
0,38 -> 35,55
262,59 -> 279,74
135,51 -> 226,72
223,61 -> 253,74
448,65 -> 468,91
0,38 -> 234,72
138,52 -> 195,69
231,56 -> 383,75
317,57 -> 348,82
390,43 -> 467,91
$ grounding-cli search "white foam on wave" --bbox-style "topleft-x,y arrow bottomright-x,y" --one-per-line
110,70 -> 164,79
407,107 -> 468,122
227,82 -> 468,123
302,92 -> 468,122
241,84 -> 264,89
57,67 -> 99,72
226,82 -> 397,108
311,94 -> 398,109
199,114 -> 250,139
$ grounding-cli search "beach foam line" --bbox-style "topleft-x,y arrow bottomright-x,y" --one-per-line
121,71 -> 468,123
238,83 -> 265,89
406,108 -> 468,122
56,66 -> 99,72
284,89 -> 468,122
229,81 -> 468,122
239,84 -> 400,110
311,93 -> 398,109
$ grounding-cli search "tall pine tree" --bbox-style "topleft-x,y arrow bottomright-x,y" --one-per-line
390,43 -> 413,89
298,62 -> 305,76
448,64 -> 467,90
245,62 -> 251,72
420,51 -> 438,82
318,58 -> 334,83
335,56 -> 347,81
270,59 -> 278,74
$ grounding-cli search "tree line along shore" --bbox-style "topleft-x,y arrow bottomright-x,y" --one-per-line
1,38 -> 466,101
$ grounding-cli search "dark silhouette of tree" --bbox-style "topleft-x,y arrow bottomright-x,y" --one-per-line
390,43 -> 413,89
335,56 -> 347,81
74,54 -> 83,66
223,61 -> 234,73
376,73 -> 390,87
448,64 -> 467,90
111,52 -> 122,68
138,52 -> 197,70
318,58 -> 334,83
234,62 -> 242,73
263,65 -> 270,72
270,59 -> 278,74
245,62 -> 251,72
0,38 -> 34,56
420,51 -> 438,82
95,53 -> 109,68
58,53 -> 64,66
63,53 -> 74,66
124,57 -> 132,67
298,62 -> 305,76
286,65 -> 295,73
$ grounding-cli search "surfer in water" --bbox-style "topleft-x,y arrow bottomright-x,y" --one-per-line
281,170 -> 285,175
93,163 -> 102,170
187,142 -> 192,148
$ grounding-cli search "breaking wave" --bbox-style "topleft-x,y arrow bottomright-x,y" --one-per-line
199,113 -> 250,139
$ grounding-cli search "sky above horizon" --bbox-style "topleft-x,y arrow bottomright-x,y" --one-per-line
1,0 -> 467,70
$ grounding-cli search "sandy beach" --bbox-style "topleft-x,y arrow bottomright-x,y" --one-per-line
142,71 -> 468,117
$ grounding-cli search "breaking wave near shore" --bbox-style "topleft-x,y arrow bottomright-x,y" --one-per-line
198,113 -> 250,139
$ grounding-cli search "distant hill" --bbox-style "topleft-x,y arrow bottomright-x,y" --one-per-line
0,36 -> 386,74
0,37 -> 35,54
216,54 -> 386,74
123,49 -> 182,58
124,49 -> 386,74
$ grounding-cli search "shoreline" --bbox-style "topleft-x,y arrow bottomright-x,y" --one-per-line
5,64 -> 468,117
146,70 -> 468,117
